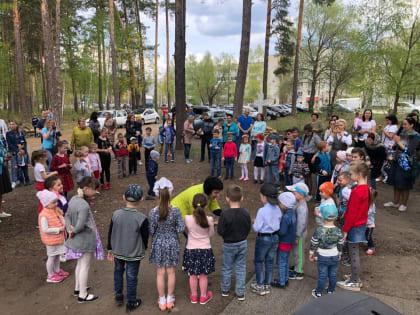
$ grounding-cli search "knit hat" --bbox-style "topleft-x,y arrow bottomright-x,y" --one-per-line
319,204 -> 338,220
153,177 -> 174,196
260,184 -> 278,205
286,182 -> 309,196
257,133 -> 265,141
36,190 -> 58,207
336,150 -> 346,162
158,125 -> 163,129
130,137 -> 136,142
125,184 -> 143,202
150,150 -> 160,160
268,134 -> 279,141
346,147 -> 354,155
319,182 -> 334,195
278,192 -> 297,209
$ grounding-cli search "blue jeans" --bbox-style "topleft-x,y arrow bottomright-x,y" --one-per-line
146,175 -> 156,196
44,148 -> 53,171
165,142 -> 174,161
114,258 -> 141,303
267,164 -> 280,187
276,249 -> 291,285
254,234 -> 279,286
210,151 -> 221,177
370,176 -> 377,189
10,155 -> 18,183
221,240 -> 247,296
17,165 -> 30,184
284,167 -> 292,187
225,157 -> 234,178
316,255 -> 339,294
184,143 -> 191,160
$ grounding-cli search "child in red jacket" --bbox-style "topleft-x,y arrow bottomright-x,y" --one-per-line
115,133 -> 129,178
222,135 -> 237,180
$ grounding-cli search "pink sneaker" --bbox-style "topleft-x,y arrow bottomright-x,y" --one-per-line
190,293 -> 198,304
46,273 -> 63,283
200,291 -> 213,305
57,269 -> 69,278
366,249 -> 375,255
243,177 -> 249,181
239,177 -> 244,181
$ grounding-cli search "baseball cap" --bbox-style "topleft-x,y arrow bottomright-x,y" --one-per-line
319,204 -> 338,220
260,184 -> 278,205
278,192 -> 296,209
125,184 -> 143,202
286,182 -> 309,196
319,182 -> 334,195
129,137 -> 136,142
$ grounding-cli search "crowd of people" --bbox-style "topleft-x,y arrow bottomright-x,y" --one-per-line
0,106 -> 419,312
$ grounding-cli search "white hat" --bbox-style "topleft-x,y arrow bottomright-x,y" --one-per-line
286,182 -> 309,196
346,147 -> 354,155
278,192 -> 296,209
153,177 -> 174,196
36,190 -> 58,207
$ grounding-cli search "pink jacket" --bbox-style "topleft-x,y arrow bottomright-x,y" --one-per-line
184,215 -> 214,249
87,153 -> 102,173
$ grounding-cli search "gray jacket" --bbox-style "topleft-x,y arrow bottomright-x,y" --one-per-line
301,133 -> 321,154
295,200 -> 308,238
65,196 -> 97,252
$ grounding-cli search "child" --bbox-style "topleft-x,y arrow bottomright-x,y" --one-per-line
182,193 -> 215,305
353,111 -> 363,142
252,134 -> 267,184
128,137 -> 140,175
107,184 -> 149,312
50,141 -> 74,197
160,120 -> 176,163
88,143 -> 102,182
96,128 -> 112,190
331,150 -> 347,185
45,175 -> 69,214
157,126 -> 164,154
115,133 -> 129,178
209,130 -> 223,178
149,178 -> 184,311
365,189 -> 377,255
291,127 -> 301,152
74,147 -> 92,184
336,171 -> 352,265
217,185 -> 251,301
309,204 -> 344,298
286,183 -> 309,280
351,147 -> 367,163
15,139 -> 30,186
143,127 -> 156,165
337,161 -> 370,292
312,141 -> 332,202
343,147 -> 353,171
222,135 -> 238,180
266,134 -> 280,189
238,135 -> 252,181
314,182 -> 335,227
146,150 -> 160,200
291,151 -> 309,185
272,192 -> 297,288
283,139 -> 296,187
32,150 -> 58,213
37,189 -> 69,283
251,184 -> 282,296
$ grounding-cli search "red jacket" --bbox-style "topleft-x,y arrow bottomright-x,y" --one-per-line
343,184 -> 369,233
223,142 -> 238,158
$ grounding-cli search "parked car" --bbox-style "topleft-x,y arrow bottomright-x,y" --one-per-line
86,110 -> 128,129
137,108 -> 160,124
192,105 -> 210,116
296,103 -> 309,112
320,103 -> 353,113
194,109 -> 227,131
394,102 -> 420,114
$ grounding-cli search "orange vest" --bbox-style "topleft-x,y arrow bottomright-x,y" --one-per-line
38,208 -> 65,246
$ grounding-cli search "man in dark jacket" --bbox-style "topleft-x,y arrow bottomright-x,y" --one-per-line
146,150 -> 159,199
200,112 -> 215,162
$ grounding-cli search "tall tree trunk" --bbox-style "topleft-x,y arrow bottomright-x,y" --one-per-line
165,0 -> 171,108
134,0 -> 146,107
54,0 -> 63,128
102,29 -> 109,109
233,0 -> 252,119
71,76 -> 78,113
154,0 -> 159,110
175,0 -> 186,149
262,0 -> 271,117
308,66 -> 317,113
109,0 -> 120,109
96,1 -> 103,110
413,88 -> 417,104
291,0 -> 304,116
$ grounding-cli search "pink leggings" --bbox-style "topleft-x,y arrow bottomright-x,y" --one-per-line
240,163 -> 249,178
189,274 -> 208,297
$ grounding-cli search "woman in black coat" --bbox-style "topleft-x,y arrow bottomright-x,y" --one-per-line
365,132 -> 387,190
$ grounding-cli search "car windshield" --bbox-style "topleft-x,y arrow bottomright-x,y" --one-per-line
98,111 -> 113,118
213,111 -> 225,118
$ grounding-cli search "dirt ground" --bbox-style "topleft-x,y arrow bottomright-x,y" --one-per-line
0,123 -> 419,315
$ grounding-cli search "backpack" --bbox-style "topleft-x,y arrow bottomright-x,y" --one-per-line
398,148 -> 411,171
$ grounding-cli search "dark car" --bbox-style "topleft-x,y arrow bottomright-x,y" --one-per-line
193,109 -> 227,131
192,105 -> 210,116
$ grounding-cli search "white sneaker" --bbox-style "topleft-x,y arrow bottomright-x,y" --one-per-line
0,212 -> 12,217
384,202 -> 399,208
398,205 -> 407,212
11,182 -> 16,189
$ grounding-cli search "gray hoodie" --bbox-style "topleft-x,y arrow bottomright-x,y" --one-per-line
295,200 -> 308,238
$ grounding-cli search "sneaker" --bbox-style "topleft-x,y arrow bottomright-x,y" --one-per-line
138,161 -> 143,166
100,184 -> 107,190
166,295 -> 175,309
165,160 -> 169,163
57,269 -> 69,278
236,294 -> 245,301
327,291 -> 334,295
384,201 -> 399,208
343,275 -> 364,287
289,270 -> 297,279
398,204 -> 407,212
366,249 -> 375,255
0,212 -> 12,217
311,289 -> 322,298
73,286 -> 92,297
243,177 -> 249,182
264,284 -> 272,294
221,291 -> 229,297
46,273 -> 63,283
199,291 -> 213,305
271,280 -> 288,289
341,259 -> 351,267
115,293 -> 124,306
171,159 -> 175,163
289,271 -> 304,280
337,280 -> 361,291
107,183 -> 112,189
190,293 -> 198,304
254,179 -> 258,184
239,177 -> 244,181
250,283 -> 266,296
11,182 -> 16,189
126,299 -> 141,312
158,297 -> 167,311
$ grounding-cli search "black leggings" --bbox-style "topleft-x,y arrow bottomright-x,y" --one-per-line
100,154 -> 111,184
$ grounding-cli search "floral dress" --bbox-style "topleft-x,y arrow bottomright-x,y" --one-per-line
149,206 -> 184,267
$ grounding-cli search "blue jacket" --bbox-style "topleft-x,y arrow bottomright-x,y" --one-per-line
266,144 -> 280,165
146,159 -> 158,177
6,130 -> 26,154
278,208 -> 297,245
252,141 -> 268,164
160,126 -> 176,144
222,121 -> 239,142
210,138 -> 222,153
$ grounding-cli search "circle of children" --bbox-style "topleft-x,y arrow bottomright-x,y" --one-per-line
1,107 -> 419,312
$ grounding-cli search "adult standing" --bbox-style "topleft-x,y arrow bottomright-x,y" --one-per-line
251,114 -> 266,148
65,177 -> 103,303
199,112 -> 215,162
71,118 -> 94,151
407,112 -> 420,133
357,109 -> 376,147
237,109 -> 253,151
379,115 -> 398,149
326,119 -> 352,167
301,124 -> 321,195
183,115 -> 195,164
88,112 -> 101,142
323,119 -> 336,141
36,110 -> 49,142
41,119 -> 61,169
384,117 -> 420,212
6,120 -> 27,188
170,106 -> 176,126
222,114 -> 239,146
365,133 -> 387,189
104,112 -> 117,156
310,113 -> 323,135
0,138 -> 12,221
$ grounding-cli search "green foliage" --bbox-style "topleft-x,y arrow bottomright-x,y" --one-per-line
244,46 -> 264,103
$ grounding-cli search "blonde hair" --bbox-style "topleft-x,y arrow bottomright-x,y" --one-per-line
74,150 -> 84,158
89,143 -> 98,152
337,119 -> 347,128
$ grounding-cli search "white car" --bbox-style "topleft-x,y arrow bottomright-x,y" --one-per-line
86,110 -> 128,129
395,102 -> 420,114
139,108 -> 160,124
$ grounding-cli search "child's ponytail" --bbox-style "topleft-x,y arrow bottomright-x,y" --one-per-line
369,188 -> 377,208
192,193 -> 209,228
158,188 -> 171,221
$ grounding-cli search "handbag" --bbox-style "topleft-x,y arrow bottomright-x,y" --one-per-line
398,148 -> 411,171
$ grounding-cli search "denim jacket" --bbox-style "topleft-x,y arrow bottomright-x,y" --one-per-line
266,144 -> 280,165
278,208 -> 297,244
284,150 -> 296,170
